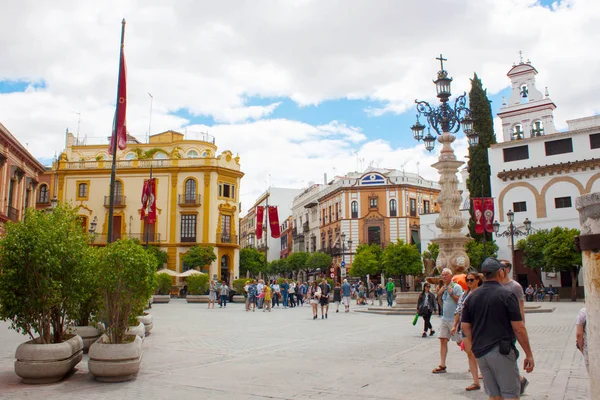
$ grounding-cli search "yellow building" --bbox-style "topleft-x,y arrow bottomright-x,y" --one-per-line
54,130 -> 243,283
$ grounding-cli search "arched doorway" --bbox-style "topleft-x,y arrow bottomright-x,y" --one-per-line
220,255 -> 229,283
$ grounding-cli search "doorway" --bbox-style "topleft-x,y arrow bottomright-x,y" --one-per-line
220,255 -> 229,283
112,216 -> 122,241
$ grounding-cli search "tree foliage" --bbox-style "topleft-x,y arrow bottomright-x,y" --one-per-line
427,242 -> 440,261
0,205 -> 92,344
186,273 -> 210,295
267,259 -> 288,276
239,247 -> 265,277
349,244 -> 382,277
70,246 -> 101,326
97,238 -> 157,344
306,252 -> 332,273
155,273 -> 174,295
286,251 -> 310,274
147,246 -> 168,270
516,229 -> 549,272
382,240 -> 422,277
465,239 -> 499,271
182,244 -> 217,271
467,73 -> 497,241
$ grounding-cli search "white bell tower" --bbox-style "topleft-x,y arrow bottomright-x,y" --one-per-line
497,53 -> 557,142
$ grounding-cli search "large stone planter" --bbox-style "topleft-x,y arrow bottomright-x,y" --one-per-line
152,294 -> 170,303
14,334 -> 83,384
126,322 -> 145,340
186,294 -> 209,303
68,325 -> 102,353
232,295 -> 246,303
137,313 -> 153,335
88,334 -> 143,382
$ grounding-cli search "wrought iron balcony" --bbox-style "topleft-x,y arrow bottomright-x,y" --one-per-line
104,196 -> 126,207
217,234 -> 238,244
303,221 -> 309,232
178,194 -> 201,206
7,206 -> 19,221
128,232 -> 162,242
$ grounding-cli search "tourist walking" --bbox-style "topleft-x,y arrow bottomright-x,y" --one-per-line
368,280 -> 375,305
417,283 -> 436,337
289,281 -> 296,308
272,280 -> 280,308
576,307 -> 588,372
247,280 -> 257,312
281,279 -> 289,308
208,280 -> 217,309
298,281 -> 306,306
256,279 -> 265,309
386,278 -> 395,307
357,281 -> 367,305
308,281 -> 321,319
219,281 -> 230,308
432,268 -> 464,374
319,279 -> 331,319
500,259 -> 529,395
461,258 -> 535,400
333,282 -> 342,313
451,271 -> 483,392
263,284 -> 272,312
377,283 -> 384,306
341,279 -> 351,313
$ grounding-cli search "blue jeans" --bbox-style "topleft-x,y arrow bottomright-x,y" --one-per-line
387,291 -> 394,306
220,295 -> 227,307
282,292 -> 289,307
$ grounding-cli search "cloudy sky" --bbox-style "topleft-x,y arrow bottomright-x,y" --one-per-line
1,0 -> 599,212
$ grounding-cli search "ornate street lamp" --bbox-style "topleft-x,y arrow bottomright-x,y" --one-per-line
50,196 -> 58,210
410,55 -> 479,274
88,216 -> 98,244
493,211 -> 534,267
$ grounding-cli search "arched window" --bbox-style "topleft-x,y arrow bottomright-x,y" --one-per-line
185,178 -> 196,203
531,120 -> 544,137
154,152 -> 167,160
351,201 -> 358,219
187,150 -> 199,158
389,199 -> 397,217
512,124 -> 524,141
38,184 -> 49,204
125,152 -> 136,160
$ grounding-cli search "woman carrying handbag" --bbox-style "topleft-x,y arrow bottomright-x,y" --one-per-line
416,283 -> 436,337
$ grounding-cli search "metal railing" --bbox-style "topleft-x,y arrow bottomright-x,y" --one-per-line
178,194 -> 201,206
303,221 -> 309,232
7,206 -> 19,221
104,196 -> 126,207
217,234 -> 238,244
128,233 -> 162,242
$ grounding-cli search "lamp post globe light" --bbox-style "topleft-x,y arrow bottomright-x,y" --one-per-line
492,210 -> 533,268
411,55 -> 479,274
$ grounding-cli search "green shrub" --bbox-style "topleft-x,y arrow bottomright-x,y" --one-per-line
97,238 -> 156,344
186,274 -> 209,295
0,205 -> 91,344
156,273 -> 173,295
232,278 -> 249,296
70,246 -> 101,326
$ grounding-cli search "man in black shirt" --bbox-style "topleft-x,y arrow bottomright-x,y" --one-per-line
319,279 -> 331,319
461,258 -> 534,400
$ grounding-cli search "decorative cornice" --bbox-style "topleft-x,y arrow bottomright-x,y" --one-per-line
491,126 -> 600,149
497,158 -> 600,181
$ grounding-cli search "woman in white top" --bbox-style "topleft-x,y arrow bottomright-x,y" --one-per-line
208,280 -> 217,309
308,281 -> 321,320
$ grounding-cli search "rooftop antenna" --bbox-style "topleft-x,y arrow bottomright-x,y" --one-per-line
75,112 -> 81,141
147,93 -> 153,144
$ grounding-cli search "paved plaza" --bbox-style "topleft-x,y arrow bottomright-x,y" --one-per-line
0,300 -> 589,399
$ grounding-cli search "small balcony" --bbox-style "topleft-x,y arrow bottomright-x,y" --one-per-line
217,234 -> 238,245
7,206 -> 19,222
127,232 -> 162,242
303,221 -> 309,232
104,196 -> 126,208
178,194 -> 201,206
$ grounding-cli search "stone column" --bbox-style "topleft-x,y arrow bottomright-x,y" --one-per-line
431,132 -> 471,274
576,193 -> 600,394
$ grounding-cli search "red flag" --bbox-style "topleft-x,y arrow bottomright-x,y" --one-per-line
473,198 -> 483,234
256,206 -> 264,240
140,179 -> 149,220
109,45 -> 127,154
483,198 -> 495,233
268,206 -> 281,239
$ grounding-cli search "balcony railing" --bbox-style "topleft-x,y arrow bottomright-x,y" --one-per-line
181,235 -> 196,243
128,233 -> 162,242
104,196 -> 126,207
217,234 -> 238,244
7,206 -> 19,222
178,194 -> 201,206
303,221 -> 309,232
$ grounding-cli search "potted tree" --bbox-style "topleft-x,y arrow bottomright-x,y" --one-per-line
88,238 -> 156,382
67,246 -> 103,353
185,273 -> 210,303
182,244 -> 217,276
0,206 -> 88,384
153,273 -> 173,303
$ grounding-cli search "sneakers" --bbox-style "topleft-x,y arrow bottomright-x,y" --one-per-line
422,332 -> 427,338
520,377 -> 529,395
322,315 -> 324,319
325,314 -> 328,319
429,330 -> 436,336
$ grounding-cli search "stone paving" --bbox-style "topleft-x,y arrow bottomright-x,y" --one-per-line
0,300 -> 589,399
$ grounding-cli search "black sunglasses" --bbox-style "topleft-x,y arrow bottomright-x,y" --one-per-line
466,278 -> 475,283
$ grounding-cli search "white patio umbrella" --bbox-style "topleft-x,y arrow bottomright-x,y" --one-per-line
179,269 -> 205,278
156,268 -> 180,277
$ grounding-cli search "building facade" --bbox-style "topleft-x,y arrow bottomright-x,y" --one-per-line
280,216 -> 293,259
54,130 -> 243,283
316,168 -> 440,280
291,183 -> 325,254
0,122 -> 46,233
489,59 -> 595,290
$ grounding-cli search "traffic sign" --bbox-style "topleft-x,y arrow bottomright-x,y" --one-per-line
330,273 -> 335,278
341,261 -> 346,267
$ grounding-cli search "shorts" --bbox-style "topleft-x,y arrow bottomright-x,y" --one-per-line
342,296 -> 350,306
438,319 -> 454,340
310,299 -> 319,305
477,345 -> 520,398
248,296 -> 256,304
320,297 -> 329,306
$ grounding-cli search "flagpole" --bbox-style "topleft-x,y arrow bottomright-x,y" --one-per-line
145,162 -> 153,249
264,191 -> 269,275
481,182 -> 487,259
107,18 -> 126,244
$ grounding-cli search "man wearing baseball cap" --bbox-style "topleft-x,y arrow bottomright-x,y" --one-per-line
461,258 -> 534,400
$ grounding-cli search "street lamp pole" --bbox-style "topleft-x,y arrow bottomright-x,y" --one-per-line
492,210 -> 533,267
410,55 -> 479,274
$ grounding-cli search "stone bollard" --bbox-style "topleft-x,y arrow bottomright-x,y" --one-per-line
575,193 -> 600,395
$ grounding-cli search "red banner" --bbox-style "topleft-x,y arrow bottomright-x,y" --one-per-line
256,206 -> 265,240
268,206 -> 281,239
109,46 -> 127,155
473,198 -> 483,234
140,179 -> 149,220
483,198 -> 495,233
147,178 -> 157,224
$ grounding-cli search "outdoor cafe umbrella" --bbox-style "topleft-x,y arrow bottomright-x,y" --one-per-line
179,269 -> 204,278
156,268 -> 180,277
